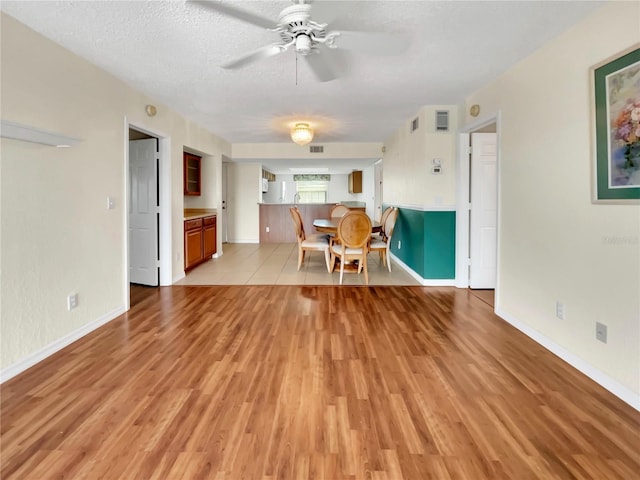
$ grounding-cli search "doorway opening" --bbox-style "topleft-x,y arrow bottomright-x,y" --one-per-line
125,121 -> 172,310
455,113 -> 500,307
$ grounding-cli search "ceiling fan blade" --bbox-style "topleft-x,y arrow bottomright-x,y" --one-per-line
308,0 -> 352,26
189,0 -> 276,29
333,31 -> 411,56
222,44 -> 284,69
304,51 -> 338,83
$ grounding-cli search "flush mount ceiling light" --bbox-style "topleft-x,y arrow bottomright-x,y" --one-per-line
290,122 -> 314,146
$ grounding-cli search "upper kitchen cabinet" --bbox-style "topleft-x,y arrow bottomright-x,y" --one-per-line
183,152 -> 201,196
349,170 -> 363,194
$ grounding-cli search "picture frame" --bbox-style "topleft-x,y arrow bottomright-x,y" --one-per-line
591,44 -> 640,203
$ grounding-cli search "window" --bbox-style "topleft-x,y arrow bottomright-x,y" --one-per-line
296,180 -> 328,203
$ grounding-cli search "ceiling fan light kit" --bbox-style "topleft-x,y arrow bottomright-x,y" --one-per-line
291,123 -> 314,146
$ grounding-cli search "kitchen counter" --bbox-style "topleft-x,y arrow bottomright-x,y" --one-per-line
259,203 -> 335,243
184,208 -> 217,220
339,201 -> 366,208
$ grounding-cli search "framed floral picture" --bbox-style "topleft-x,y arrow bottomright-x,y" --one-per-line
592,45 -> 640,203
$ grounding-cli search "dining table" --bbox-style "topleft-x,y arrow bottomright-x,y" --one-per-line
312,216 -> 382,273
312,217 -> 382,235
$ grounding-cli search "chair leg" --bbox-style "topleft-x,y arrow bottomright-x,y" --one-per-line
386,246 -> 392,272
339,257 -> 345,284
297,247 -> 304,271
324,248 -> 331,273
379,250 -> 385,266
363,256 -> 369,285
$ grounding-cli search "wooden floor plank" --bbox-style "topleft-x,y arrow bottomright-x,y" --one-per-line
2,285 -> 639,479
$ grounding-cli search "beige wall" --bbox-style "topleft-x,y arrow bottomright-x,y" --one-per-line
226,163 -> 261,243
0,14 -> 230,372
383,105 -> 458,207
464,2 -> 640,398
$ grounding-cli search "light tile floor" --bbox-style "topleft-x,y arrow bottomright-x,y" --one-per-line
176,243 -> 421,286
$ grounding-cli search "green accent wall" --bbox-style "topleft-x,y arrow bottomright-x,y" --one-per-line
388,206 -> 456,280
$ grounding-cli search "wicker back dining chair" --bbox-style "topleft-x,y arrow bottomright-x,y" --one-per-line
369,207 -> 399,272
330,210 -> 372,285
289,207 -> 331,272
329,204 -> 350,218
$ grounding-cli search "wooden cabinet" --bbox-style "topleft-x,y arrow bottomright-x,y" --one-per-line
184,215 -> 216,271
183,152 -> 201,196
203,216 -> 217,258
184,218 -> 204,270
349,170 -> 363,194
262,169 -> 276,182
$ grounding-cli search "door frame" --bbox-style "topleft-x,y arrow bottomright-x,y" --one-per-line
221,160 -> 229,244
455,111 -> 502,301
124,118 -> 172,310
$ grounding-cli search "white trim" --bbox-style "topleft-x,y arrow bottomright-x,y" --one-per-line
157,137 -> 173,286
0,306 -> 126,384
495,307 -> 640,412
455,133 -> 471,288
387,203 -> 456,212
389,252 -> 456,287
228,239 -> 260,244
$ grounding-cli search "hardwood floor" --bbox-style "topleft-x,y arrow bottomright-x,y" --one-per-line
2,286 -> 638,479
468,289 -> 495,308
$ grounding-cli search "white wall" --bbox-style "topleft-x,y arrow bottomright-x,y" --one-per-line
383,105 -> 458,208
0,14 -> 231,374
464,2 -> 640,402
226,163 -> 261,243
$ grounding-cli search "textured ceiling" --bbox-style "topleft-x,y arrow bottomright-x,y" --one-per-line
2,1 -> 602,148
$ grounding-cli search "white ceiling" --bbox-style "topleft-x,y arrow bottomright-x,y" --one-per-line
2,1 -> 602,173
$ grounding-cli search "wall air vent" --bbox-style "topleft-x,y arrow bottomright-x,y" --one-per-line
410,117 -> 419,133
435,110 -> 449,132
309,145 -> 324,153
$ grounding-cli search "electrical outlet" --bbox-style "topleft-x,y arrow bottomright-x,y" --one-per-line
266,226 -> 270,233
555,301 -> 565,320
398,240 -> 401,249
107,196 -> 115,209
596,322 -> 607,343
67,293 -> 78,311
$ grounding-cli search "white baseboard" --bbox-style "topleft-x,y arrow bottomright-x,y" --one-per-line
0,305 -> 127,384
173,271 -> 186,284
228,239 -> 260,244
390,253 -> 456,287
495,307 -> 640,412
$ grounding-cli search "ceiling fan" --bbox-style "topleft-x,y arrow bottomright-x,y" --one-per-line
190,0 -> 409,82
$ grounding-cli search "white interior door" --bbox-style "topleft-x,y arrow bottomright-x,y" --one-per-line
469,132 -> 497,289
129,138 -> 158,286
